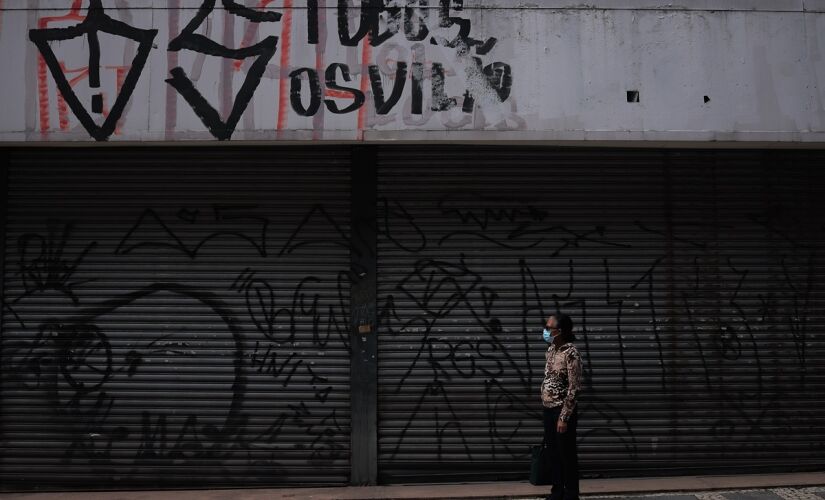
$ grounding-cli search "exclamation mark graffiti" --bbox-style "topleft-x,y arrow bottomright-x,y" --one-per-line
88,27 -> 103,114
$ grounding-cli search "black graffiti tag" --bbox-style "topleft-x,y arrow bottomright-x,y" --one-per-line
166,0 -> 280,140
29,0 -> 157,141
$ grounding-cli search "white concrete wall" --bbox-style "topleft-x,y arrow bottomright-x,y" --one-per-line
0,0 -> 823,143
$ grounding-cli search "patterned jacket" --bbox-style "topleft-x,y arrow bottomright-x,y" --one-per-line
541,341 -> 583,421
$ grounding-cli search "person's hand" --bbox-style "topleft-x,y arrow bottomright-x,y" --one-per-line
557,419 -> 568,433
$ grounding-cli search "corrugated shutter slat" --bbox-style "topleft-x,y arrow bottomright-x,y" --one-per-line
1,148 -> 352,490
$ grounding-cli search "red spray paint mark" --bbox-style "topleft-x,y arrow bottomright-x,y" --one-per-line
220,9 -> 235,119
165,0 -> 181,138
114,66 -> 127,135
276,0 -> 293,136
56,65 -> 89,131
52,62 -> 128,133
314,50 -> 324,140
37,58 -> 50,132
37,0 -> 85,133
313,0 -> 326,141
234,0 -> 275,72
357,37 -> 372,141
325,89 -> 351,99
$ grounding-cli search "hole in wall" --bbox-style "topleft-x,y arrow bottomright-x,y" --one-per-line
704,95 -> 711,103
626,90 -> 640,103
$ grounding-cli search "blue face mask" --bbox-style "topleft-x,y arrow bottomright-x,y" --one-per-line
543,328 -> 553,343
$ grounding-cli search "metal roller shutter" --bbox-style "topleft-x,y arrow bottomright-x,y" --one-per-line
0,147 -> 352,490
376,147 -> 825,482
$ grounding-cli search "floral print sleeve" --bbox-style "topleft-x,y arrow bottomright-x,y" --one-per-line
541,342 -> 584,421
559,345 -> 582,421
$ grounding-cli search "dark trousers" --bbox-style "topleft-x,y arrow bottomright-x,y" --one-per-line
542,406 -> 579,499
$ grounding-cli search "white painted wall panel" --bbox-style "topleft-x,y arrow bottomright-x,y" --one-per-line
0,1 -> 822,142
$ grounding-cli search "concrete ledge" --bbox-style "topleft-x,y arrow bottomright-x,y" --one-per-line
3,472 -> 824,500
8,0 -> 825,12
584,471 -> 825,496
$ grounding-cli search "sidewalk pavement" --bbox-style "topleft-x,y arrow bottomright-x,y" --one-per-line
580,486 -> 825,500
1,472 -> 823,500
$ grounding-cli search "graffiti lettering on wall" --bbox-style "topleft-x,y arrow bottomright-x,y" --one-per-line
3,196 -> 352,484
374,177 -> 825,474
29,1 -> 515,141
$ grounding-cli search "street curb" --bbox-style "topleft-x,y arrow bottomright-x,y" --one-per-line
2,472 -> 824,499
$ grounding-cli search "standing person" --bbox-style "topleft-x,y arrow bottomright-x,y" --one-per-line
540,312 -> 583,500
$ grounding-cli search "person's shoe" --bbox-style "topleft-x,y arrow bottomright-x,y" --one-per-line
545,488 -> 565,500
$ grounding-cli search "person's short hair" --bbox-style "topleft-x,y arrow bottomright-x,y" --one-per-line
551,312 -> 575,339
